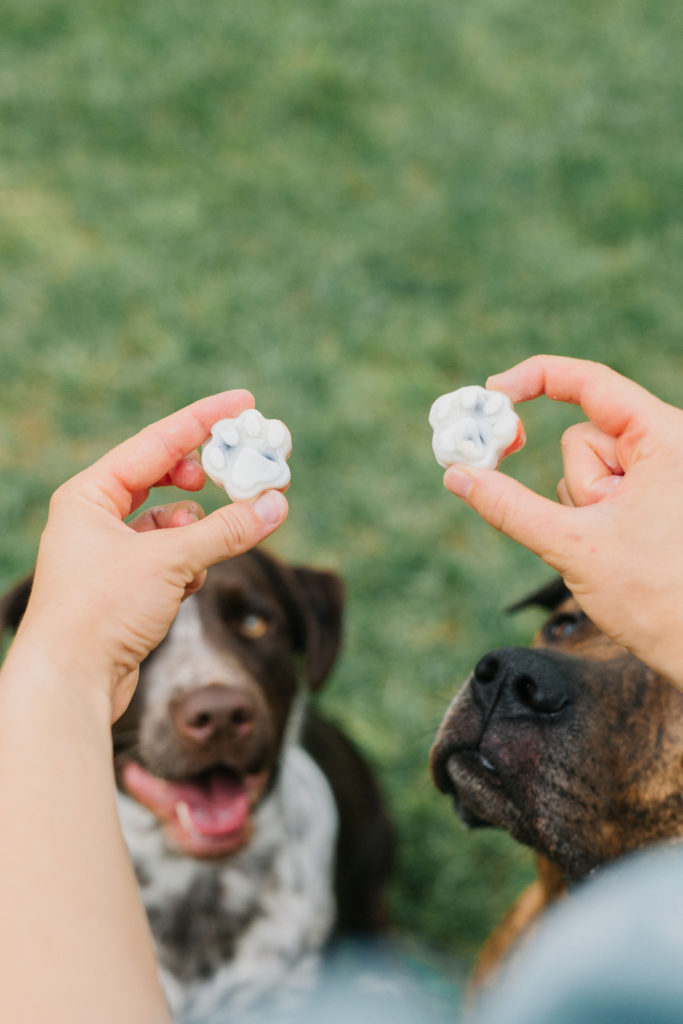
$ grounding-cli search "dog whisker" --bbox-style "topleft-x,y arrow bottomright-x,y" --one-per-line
113,729 -> 141,746
113,742 -> 143,764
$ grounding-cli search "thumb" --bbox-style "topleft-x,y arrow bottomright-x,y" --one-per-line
443,464 -> 574,571
167,489 -> 288,572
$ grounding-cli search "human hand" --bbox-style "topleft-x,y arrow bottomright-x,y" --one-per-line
15,391 -> 289,721
442,355 -> 683,686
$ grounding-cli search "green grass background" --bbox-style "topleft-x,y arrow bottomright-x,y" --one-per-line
2,0 -> 683,972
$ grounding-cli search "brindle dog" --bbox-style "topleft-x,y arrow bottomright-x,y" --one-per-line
430,578 -> 683,990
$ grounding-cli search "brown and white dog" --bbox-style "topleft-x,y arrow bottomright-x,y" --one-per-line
430,578 -> 683,994
0,549 -> 393,1023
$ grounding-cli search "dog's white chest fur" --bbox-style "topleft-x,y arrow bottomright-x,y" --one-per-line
118,745 -> 338,1022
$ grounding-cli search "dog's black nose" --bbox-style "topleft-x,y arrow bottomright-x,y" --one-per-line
472,648 -> 572,718
473,652 -> 502,686
171,684 -> 258,747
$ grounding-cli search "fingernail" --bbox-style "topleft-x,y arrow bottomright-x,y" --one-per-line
252,489 -> 287,524
445,466 -> 475,500
597,474 -> 623,495
173,505 -> 201,526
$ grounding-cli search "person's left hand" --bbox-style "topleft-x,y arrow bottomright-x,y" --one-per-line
16,390 -> 289,721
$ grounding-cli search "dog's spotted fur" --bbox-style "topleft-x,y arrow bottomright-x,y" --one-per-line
0,549 -> 393,1023
119,744 -> 338,1021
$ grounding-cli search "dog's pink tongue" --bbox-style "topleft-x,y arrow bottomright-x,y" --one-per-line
121,762 -> 251,841
176,774 -> 250,838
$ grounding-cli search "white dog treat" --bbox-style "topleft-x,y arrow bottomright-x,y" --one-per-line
202,409 -> 292,501
429,385 -> 525,470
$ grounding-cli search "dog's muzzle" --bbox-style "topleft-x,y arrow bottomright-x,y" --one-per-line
431,647 -> 578,814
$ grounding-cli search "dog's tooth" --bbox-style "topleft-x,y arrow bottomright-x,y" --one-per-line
175,801 -> 201,839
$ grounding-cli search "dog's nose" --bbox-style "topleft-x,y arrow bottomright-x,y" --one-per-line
171,685 -> 257,747
472,648 -> 572,717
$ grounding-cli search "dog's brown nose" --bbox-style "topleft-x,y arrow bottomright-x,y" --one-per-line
171,684 -> 258,746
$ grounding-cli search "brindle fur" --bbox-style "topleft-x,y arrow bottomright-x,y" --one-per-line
431,578 -> 683,990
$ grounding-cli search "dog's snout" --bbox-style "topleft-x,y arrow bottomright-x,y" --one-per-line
171,685 -> 258,747
472,648 -> 572,719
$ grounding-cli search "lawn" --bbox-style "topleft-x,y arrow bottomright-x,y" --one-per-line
2,0 -> 683,970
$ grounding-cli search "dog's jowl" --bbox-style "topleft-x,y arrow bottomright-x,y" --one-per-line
0,549 -> 393,1022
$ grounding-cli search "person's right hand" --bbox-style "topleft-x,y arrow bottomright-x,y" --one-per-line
443,355 -> 683,687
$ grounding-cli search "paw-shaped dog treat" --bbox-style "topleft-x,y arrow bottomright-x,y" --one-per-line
202,409 -> 292,501
429,385 -> 525,470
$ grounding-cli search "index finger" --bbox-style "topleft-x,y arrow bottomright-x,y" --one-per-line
92,390 -> 255,516
486,355 -> 658,438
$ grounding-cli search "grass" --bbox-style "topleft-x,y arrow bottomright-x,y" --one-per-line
2,0 -> 683,969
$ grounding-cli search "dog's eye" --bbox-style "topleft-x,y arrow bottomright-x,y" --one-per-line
546,613 -> 582,641
239,613 -> 269,640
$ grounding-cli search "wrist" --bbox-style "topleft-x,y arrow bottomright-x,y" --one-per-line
1,628 -> 114,732
0,619 -> 169,1024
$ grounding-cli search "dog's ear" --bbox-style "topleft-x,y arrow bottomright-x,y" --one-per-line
290,566 -> 345,691
507,576 -> 570,614
0,574 -> 34,636
246,549 -> 346,690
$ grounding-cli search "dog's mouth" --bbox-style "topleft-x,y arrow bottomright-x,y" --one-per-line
433,746 -> 515,830
120,761 -> 269,858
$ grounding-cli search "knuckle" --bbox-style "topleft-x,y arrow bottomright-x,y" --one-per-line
561,422 -> 584,447
48,481 -> 71,513
217,507 -> 251,554
483,485 -> 510,534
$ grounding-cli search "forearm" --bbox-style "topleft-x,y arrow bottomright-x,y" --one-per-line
0,638 -> 170,1024
0,391 -> 289,1024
